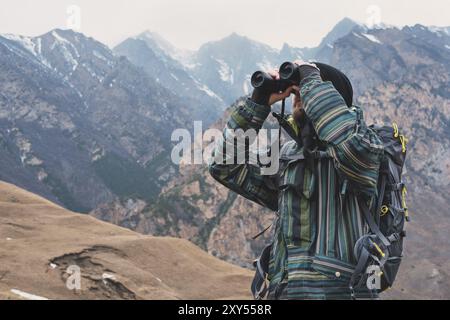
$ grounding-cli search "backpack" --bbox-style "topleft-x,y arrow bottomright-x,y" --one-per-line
350,122 -> 409,295
251,119 -> 410,299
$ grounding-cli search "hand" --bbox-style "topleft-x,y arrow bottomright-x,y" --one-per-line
251,69 -> 299,106
268,85 -> 300,106
292,88 -> 302,110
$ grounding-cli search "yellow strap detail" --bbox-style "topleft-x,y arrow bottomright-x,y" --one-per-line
287,116 -> 300,136
399,135 -> 408,153
380,205 -> 389,216
402,186 -> 409,219
392,122 -> 399,138
402,186 -> 407,208
372,242 -> 386,258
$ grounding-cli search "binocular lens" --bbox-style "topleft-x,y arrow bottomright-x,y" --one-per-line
251,71 -> 265,88
279,62 -> 295,80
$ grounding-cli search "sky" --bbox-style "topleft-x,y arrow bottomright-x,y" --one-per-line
1,0 -> 449,50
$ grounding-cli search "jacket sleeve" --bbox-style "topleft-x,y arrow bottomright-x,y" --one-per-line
208,98 -> 279,211
300,73 -> 384,197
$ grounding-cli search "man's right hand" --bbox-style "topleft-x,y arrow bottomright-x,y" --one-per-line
251,69 -> 299,107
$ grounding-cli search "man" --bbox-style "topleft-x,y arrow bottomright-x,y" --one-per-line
208,60 -> 384,300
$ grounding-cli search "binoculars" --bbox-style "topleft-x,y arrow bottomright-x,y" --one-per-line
251,62 -> 301,93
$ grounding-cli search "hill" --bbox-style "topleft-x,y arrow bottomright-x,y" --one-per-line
0,181 -> 253,300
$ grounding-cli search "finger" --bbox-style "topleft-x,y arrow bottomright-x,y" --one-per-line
285,85 -> 299,96
281,86 -> 295,99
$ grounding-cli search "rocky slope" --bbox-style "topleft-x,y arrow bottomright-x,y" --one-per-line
0,29 -> 207,213
0,180 -> 253,300
114,31 -> 225,124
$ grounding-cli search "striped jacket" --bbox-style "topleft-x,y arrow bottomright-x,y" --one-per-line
209,73 -> 384,299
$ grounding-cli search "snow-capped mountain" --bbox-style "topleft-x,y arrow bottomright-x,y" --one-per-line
312,17 -> 361,62
189,32 -> 281,104
114,31 -> 225,123
136,31 -> 194,63
329,23 -> 450,96
0,29 -> 202,212
113,19 -> 365,105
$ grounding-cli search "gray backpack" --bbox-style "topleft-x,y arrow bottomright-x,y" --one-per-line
350,122 -> 409,295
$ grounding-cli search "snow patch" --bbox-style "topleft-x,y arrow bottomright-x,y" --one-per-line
216,58 -> 234,84
362,33 -> 382,44
184,62 -> 200,70
51,31 -> 80,73
445,45 -> 450,50
81,62 -> 104,83
102,273 -> 117,284
199,84 -> 218,98
93,50 -> 108,62
243,80 -> 250,95
430,26 -> 450,36
10,289 -> 49,300
1,34 -> 37,56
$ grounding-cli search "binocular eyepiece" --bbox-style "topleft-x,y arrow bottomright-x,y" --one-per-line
251,62 -> 301,93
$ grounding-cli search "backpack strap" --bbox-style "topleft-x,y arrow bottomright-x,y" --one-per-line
251,223 -> 273,240
251,243 -> 272,300
358,198 -> 391,248
349,246 -> 371,297
374,173 -> 387,226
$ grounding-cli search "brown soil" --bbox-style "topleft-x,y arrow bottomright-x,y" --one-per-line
0,181 -> 253,300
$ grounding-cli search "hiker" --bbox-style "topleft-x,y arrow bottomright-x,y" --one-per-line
209,60 -> 388,300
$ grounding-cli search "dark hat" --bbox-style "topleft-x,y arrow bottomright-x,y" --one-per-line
313,62 -> 353,108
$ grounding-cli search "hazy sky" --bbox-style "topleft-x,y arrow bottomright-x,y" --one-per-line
1,0 -> 449,50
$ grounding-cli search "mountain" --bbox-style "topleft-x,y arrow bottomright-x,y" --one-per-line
0,180 -> 252,299
114,18 -> 360,107
311,17 -> 361,62
2,20 -> 450,299
91,24 -> 450,299
189,33 -> 281,104
0,29 -> 200,212
279,43 -> 307,63
330,24 -> 450,95
171,18 -> 359,104
134,31 -> 193,62
114,31 -> 225,124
